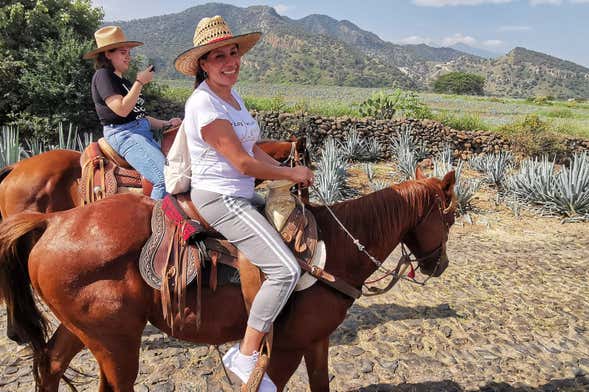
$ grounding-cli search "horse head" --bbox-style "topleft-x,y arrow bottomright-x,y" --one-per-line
400,168 -> 457,278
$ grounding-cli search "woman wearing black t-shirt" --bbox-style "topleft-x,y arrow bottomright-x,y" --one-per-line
84,26 -> 181,199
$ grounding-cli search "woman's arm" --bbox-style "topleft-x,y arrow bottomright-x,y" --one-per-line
105,85 -> 142,118
105,66 -> 154,118
146,116 -> 182,130
202,120 -> 313,185
252,144 -> 280,166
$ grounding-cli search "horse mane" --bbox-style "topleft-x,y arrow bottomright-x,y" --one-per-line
309,178 -> 441,256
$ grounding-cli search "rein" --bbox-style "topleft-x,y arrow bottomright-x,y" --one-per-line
310,184 -> 453,297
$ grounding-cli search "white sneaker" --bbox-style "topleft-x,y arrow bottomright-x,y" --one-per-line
222,343 -> 277,392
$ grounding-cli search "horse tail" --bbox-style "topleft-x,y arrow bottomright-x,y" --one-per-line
0,212 -> 49,387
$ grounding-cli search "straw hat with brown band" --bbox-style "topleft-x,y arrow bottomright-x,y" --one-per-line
83,26 -> 143,60
174,15 -> 261,76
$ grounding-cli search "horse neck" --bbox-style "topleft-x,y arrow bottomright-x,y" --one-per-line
314,183 -> 431,288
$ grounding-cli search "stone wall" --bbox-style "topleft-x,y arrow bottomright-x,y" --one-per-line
253,111 -> 589,160
149,99 -> 589,159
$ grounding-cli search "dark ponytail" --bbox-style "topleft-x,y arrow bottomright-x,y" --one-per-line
193,52 -> 210,89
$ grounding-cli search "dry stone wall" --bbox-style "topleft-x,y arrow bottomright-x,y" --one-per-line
253,111 -> 589,160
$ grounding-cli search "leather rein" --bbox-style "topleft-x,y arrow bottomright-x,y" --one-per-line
310,184 -> 454,298
362,192 -> 454,296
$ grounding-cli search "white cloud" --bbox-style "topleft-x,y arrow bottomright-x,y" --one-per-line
398,35 -> 435,45
529,0 -> 562,5
498,25 -> 532,31
441,33 -> 477,46
483,39 -> 503,46
412,0 -> 513,6
273,4 -> 294,15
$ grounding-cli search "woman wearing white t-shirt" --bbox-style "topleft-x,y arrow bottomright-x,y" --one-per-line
174,16 -> 314,391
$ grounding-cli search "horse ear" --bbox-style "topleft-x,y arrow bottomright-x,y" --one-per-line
415,166 -> 427,180
441,170 -> 456,195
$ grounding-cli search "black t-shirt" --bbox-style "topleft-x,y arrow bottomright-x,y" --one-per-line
91,68 -> 146,125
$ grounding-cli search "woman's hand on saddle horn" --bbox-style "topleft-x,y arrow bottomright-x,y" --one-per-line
288,166 -> 314,187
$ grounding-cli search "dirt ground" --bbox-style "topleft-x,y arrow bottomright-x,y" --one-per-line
1,165 -> 588,391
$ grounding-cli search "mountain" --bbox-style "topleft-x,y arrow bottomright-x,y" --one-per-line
450,43 -> 501,59
425,47 -> 589,98
111,3 -> 589,98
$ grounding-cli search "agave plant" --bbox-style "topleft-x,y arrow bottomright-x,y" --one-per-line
49,123 -> 80,150
363,138 -> 382,162
432,146 -> 453,179
553,152 -> 589,218
389,124 -> 428,161
23,137 -> 48,157
453,161 -> 481,214
432,152 -> 480,214
77,132 -> 94,151
0,126 -> 25,166
507,153 -> 589,220
339,127 -> 367,162
313,137 -> 357,204
469,151 -> 512,188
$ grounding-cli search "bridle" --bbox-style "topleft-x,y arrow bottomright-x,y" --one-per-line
363,191 -> 455,295
310,184 -> 455,297
280,140 -> 307,168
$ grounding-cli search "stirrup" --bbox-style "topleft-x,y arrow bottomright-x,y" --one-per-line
242,330 -> 273,392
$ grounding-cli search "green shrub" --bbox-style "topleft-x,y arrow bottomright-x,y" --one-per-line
358,89 -> 432,120
541,109 -> 575,119
358,90 -> 399,119
499,114 -> 567,157
433,72 -> 485,95
434,111 -> 489,132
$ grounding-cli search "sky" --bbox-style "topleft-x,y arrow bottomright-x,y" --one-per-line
91,0 -> 589,67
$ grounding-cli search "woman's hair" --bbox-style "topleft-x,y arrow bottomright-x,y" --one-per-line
94,50 -> 115,71
194,52 -> 210,89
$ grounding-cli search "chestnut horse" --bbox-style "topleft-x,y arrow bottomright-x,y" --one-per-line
0,137 -> 309,343
0,170 -> 455,391
0,137 -> 309,218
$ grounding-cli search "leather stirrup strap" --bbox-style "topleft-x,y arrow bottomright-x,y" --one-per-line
296,258 -> 362,299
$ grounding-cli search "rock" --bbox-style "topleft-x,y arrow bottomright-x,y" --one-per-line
361,360 -> 374,373
349,346 -> 365,356
441,326 -> 453,338
151,381 -> 175,392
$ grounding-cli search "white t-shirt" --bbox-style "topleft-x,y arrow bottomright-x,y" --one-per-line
184,80 -> 260,199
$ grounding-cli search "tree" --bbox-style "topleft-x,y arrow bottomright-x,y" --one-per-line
433,72 -> 485,96
0,0 -> 103,138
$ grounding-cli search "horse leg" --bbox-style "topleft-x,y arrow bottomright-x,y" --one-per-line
38,324 -> 85,392
303,338 -> 330,392
267,348 -> 304,391
86,330 -> 143,392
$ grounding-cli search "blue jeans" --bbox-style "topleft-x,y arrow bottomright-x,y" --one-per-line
104,118 -> 167,199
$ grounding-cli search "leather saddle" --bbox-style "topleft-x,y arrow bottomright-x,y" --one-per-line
79,138 -> 151,204
137,192 -> 326,334
78,126 -> 180,205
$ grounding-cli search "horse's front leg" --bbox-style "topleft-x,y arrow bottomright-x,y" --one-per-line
39,324 -> 85,392
267,348 -> 304,391
304,337 -> 330,392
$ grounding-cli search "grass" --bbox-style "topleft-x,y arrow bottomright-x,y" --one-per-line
158,79 -> 589,139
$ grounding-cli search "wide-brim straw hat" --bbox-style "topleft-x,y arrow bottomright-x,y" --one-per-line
83,26 -> 143,59
174,15 -> 261,76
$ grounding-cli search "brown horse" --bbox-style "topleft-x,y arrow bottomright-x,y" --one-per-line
0,170 -> 456,391
0,137 -> 309,217
0,137 -> 309,343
